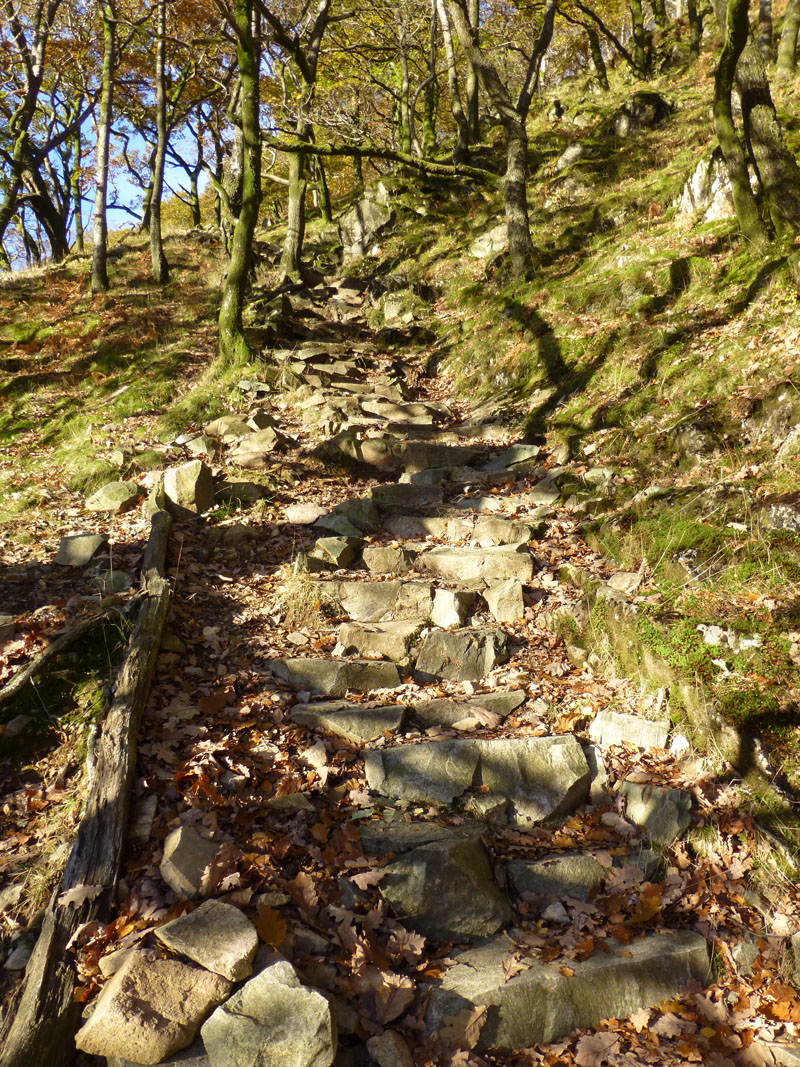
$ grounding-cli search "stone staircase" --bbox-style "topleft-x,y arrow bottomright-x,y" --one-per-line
80,278 -> 719,1066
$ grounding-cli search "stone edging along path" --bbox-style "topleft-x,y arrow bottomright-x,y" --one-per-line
38,277 -> 800,1066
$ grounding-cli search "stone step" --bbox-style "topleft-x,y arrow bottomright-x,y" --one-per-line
290,700 -> 408,741
335,619 -> 425,661
399,441 -> 488,474
416,544 -> 534,583
364,736 -> 590,825
411,690 -> 525,729
266,657 -> 401,696
327,579 -> 435,622
423,930 -> 710,1050
413,627 -> 508,683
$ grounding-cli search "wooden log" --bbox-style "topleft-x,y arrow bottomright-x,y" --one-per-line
0,510 -> 172,1067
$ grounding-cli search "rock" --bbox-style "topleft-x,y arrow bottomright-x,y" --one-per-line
331,580 -> 434,622
285,503 -> 329,525
469,223 -> 508,259
366,1032 -> 414,1067
74,952 -> 230,1065
608,570 -> 642,593
359,820 -> 485,855
108,1037 -> 210,1067
612,91 -> 673,137
201,959 -> 336,1067
763,493 -> 800,535
267,657 -> 401,696
154,900 -> 258,982
3,714 -> 32,741
339,196 -> 394,257
0,614 -> 14,641
746,380 -> 800,446
95,570 -> 135,595
473,516 -> 536,546
229,427 -> 292,466
128,794 -> 158,847
85,480 -> 141,513
4,939 -> 33,970
508,854 -> 607,902
400,441 -> 486,474
55,532 -> 108,566
248,411 -> 278,431
164,461 -> 215,518
322,497 -> 381,534
484,578 -> 524,623
411,691 -> 525,729
431,589 -> 476,628
677,146 -> 734,221
424,930 -> 709,1050
588,709 -> 669,750
337,620 -> 423,662
216,481 -> 265,504
362,546 -> 417,574
205,414 -> 253,437
416,544 -> 533,583
384,513 -> 468,541
528,476 -> 561,506
584,744 -> 610,803
414,628 -> 508,683
484,444 -> 541,471
379,837 -> 513,941
619,781 -> 692,844
552,142 -> 589,174
359,435 -> 402,472
185,435 -> 218,460
160,826 -> 220,897
365,736 -> 589,824
371,484 -> 443,510
290,701 -> 408,741
308,536 -> 362,571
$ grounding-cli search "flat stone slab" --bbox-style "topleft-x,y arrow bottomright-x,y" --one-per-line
371,483 -> 444,510
85,480 -> 142,514
383,513 -> 474,541
424,930 -> 710,1050
380,838 -> 513,941
337,620 -> 424,661
109,1038 -> 210,1067
473,517 -> 537,545
588,709 -> 670,750
400,441 -> 487,474
160,826 -> 220,898
365,736 -> 589,824
75,952 -> 231,1065
201,959 -> 335,1067
330,580 -> 433,622
620,780 -> 692,844
431,589 -> 477,628
414,628 -> 508,683
154,900 -> 258,982
484,444 -> 541,470
290,701 -> 408,741
411,691 -> 525,729
362,545 -> 419,574
164,460 -> 215,518
359,820 -> 486,855
267,657 -> 401,696
508,853 -> 607,902
55,532 -> 108,567
416,544 -> 534,583
484,578 -> 525,623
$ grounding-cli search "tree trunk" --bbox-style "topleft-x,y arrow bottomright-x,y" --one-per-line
687,0 -> 704,56
91,0 -> 115,292
776,0 -> 800,72
422,0 -> 438,157
150,0 -> 169,284
188,167 -> 202,226
397,50 -> 412,156
218,0 -> 261,364
714,0 -> 769,250
729,9 -> 800,234
465,0 -> 479,140
435,0 -> 470,163
651,0 -> 668,31
315,153 -> 332,222
352,153 -> 364,192
758,0 -> 773,55
280,133 -> 307,281
630,0 -> 648,74
586,26 -> 610,89
71,122 -> 84,252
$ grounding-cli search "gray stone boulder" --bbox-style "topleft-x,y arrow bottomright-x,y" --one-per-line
588,709 -> 669,751
337,620 -> 423,662
380,837 -> 513,941
205,415 -> 253,437
74,952 -> 231,1064
424,930 -> 709,1050
763,494 -> 800,534
85,480 -> 142,514
411,691 -> 525,729
612,91 -> 673,137
414,628 -> 508,683
201,959 -> 336,1067
160,826 -> 220,898
307,536 -> 362,571
508,853 -> 607,902
620,781 -> 692,844
431,589 -> 476,628
366,1032 -> 414,1067
267,657 -> 401,696
154,900 -> 258,982
359,820 -> 486,855
484,578 -> 525,623
469,223 -> 508,259
229,427 -> 292,467
677,146 -> 734,221
164,460 -> 215,518
484,443 -> 541,471
55,532 -> 108,567
473,516 -> 537,546
331,580 -> 434,622
290,701 -> 408,741
339,197 -> 394,257
365,736 -> 589,824
400,441 -> 486,474
371,483 -> 443,511
362,545 -> 418,574
746,380 -> 800,447
416,544 -> 533,583
285,503 -> 329,525
108,1038 -> 209,1067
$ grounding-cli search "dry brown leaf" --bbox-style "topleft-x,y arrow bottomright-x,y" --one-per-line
350,869 -> 387,891
254,903 -> 288,947
58,884 -> 105,908
574,1031 -> 619,1066
438,1005 -> 488,1050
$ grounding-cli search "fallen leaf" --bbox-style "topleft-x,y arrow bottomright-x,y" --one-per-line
58,884 -> 105,908
438,1005 -> 488,1050
575,1031 -> 619,1066
254,903 -> 288,947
